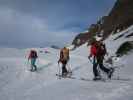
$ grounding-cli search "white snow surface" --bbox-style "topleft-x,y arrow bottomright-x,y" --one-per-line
0,26 -> 133,100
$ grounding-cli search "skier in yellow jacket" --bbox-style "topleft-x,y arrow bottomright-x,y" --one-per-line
58,47 -> 70,76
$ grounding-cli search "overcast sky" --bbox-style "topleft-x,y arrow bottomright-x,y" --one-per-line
0,0 -> 116,48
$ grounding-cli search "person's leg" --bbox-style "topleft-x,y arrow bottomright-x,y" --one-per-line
93,63 -> 99,77
30,58 -> 34,71
99,63 -> 110,73
98,57 -> 114,79
62,61 -> 68,76
93,58 -> 100,79
98,57 -> 110,74
31,58 -> 37,71
33,65 -> 37,71
33,59 -> 37,71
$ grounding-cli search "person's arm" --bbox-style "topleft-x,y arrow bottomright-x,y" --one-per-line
103,43 -> 108,56
68,49 -> 70,60
88,46 -> 93,59
58,50 -> 63,63
35,51 -> 38,58
28,53 -> 31,61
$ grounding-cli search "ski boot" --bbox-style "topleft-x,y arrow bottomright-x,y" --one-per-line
108,68 -> 114,79
93,76 -> 102,81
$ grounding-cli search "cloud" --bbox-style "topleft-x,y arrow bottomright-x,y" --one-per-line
0,7 -> 48,46
0,0 -> 116,48
0,6 -> 77,47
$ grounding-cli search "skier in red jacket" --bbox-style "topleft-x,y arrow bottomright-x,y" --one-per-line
89,37 -> 114,80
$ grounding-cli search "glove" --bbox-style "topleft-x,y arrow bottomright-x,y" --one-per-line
88,55 -> 92,59
58,59 -> 61,64
58,60 -> 60,64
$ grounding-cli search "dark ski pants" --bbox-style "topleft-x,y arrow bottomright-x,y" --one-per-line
93,57 -> 110,77
61,60 -> 68,75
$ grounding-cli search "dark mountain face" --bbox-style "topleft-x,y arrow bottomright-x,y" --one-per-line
72,32 -> 91,47
72,0 -> 133,47
103,0 -> 133,37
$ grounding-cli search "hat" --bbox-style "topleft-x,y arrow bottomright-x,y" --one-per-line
95,35 -> 102,41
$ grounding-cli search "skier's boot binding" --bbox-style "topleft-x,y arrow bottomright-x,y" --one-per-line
93,76 -> 101,81
62,72 -> 68,77
108,68 -> 114,79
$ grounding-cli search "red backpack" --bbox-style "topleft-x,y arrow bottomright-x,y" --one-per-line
90,43 -> 97,57
90,42 -> 106,57
96,43 -> 106,57
29,50 -> 38,59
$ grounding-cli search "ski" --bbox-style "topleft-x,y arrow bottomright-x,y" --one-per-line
56,74 -> 106,82
56,73 -> 131,83
56,72 -> 73,79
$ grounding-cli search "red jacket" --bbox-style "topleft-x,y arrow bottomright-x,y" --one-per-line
90,41 -> 107,57
90,44 -> 97,57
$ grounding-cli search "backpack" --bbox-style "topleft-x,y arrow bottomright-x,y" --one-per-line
96,42 -> 106,57
30,50 -> 38,58
90,41 -> 106,57
90,44 -> 97,57
60,48 -> 69,62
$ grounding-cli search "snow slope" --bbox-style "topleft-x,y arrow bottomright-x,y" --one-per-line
105,25 -> 133,55
0,26 -> 133,100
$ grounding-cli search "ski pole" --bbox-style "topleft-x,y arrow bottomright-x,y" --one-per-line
88,56 -> 93,64
67,63 -> 72,73
58,62 -> 61,75
26,59 -> 31,71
